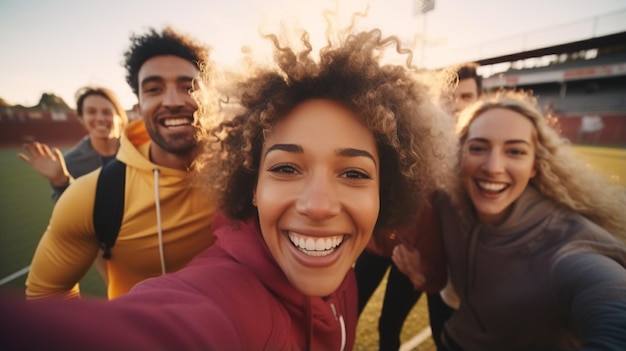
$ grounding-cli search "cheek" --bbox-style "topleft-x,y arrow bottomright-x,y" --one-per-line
138,98 -> 155,114
82,116 -> 96,127
519,162 -> 537,182
255,178 -> 293,219
257,177 -> 288,199
188,97 -> 199,109
350,189 -> 380,233
460,156 -> 476,180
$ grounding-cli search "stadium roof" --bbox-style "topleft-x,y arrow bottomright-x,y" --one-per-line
476,31 -> 626,66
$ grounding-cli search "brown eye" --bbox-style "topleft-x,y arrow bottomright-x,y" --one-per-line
468,144 -> 487,153
267,163 -> 298,174
507,148 -> 526,156
342,169 -> 371,179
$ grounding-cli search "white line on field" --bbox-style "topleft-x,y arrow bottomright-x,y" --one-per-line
0,266 -> 30,286
400,327 -> 431,351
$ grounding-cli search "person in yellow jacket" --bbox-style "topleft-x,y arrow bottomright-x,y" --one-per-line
26,26 -> 216,300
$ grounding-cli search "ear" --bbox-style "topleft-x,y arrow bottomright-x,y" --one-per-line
531,163 -> 537,178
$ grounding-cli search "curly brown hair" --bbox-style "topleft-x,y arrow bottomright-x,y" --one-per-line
194,28 -> 457,237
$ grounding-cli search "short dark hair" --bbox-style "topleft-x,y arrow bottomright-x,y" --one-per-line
123,26 -> 210,96
456,62 -> 482,92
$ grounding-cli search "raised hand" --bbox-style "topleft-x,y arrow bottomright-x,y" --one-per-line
18,142 -> 70,186
392,243 -> 426,290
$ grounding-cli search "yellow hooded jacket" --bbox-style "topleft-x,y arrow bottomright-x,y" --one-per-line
26,120 -> 215,299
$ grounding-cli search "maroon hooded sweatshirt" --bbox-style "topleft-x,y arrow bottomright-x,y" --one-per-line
0,214 -> 358,351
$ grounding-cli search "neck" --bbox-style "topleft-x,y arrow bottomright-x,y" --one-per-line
90,137 -> 119,157
149,143 -> 197,170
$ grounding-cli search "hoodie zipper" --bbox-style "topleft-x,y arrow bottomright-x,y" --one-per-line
153,168 -> 166,275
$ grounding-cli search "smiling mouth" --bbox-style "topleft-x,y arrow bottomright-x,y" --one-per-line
288,232 -> 344,257
476,180 -> 508,193
161,117 -> 193,128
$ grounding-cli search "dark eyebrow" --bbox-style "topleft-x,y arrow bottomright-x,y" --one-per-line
468,137 -> 532,146
140,75 -> 194,87
265,144 -> 303,157
140,76 -> 164,87
177,76 -> 194,84
337,148 -> 377,166
265,144 -> 377,166
506,140 -> 532,146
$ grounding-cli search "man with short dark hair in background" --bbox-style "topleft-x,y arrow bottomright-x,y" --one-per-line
451,62 -> 483,116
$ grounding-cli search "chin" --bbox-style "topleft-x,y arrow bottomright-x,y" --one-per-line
292,278 -> 342,297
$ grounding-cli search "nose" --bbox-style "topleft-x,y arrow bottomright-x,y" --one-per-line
162,86 -> 185,108
95,111 -> 111,122
481,151 -> 505,174
295,174 -> 341,221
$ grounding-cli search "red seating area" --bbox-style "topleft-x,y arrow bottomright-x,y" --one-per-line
2,110 -> 625,149
0,109 -> 86,148
556,114 -> 626,146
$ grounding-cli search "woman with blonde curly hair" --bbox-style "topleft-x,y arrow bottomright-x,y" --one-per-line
454,91 -> 625,237
396,90 -> 626,351
1,27 -> 456,350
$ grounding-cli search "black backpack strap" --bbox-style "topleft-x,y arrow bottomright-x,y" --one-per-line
93,159 -> 126,259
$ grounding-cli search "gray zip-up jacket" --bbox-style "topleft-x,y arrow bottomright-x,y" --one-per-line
437,186 -> 626,351
51,136 -> 111,202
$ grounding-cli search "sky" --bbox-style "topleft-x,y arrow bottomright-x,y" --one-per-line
1,0 -> 625,110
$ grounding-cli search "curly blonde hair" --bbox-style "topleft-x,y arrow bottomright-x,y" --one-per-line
456,90 -> 626,238
193,28 -> 457,236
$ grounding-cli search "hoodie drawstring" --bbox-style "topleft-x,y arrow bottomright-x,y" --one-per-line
338,315 -> 346,351
330,303 -> 346,351
153,168 -> 166,275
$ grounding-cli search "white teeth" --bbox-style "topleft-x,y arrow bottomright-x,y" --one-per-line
477,181 -> 507,191
299,236 -> 305,248
288,232 -> 344,257
306,238 -> 315,251
163,118 -> 191,127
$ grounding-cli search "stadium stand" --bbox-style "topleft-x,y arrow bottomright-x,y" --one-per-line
479,33 -> 626,146
0,105 -> 87,148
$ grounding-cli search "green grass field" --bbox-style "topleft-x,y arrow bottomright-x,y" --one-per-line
1,144 -> 623,351
0,146 -> 433,350
572,145 -> 626,187
0,148 -> 105,297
